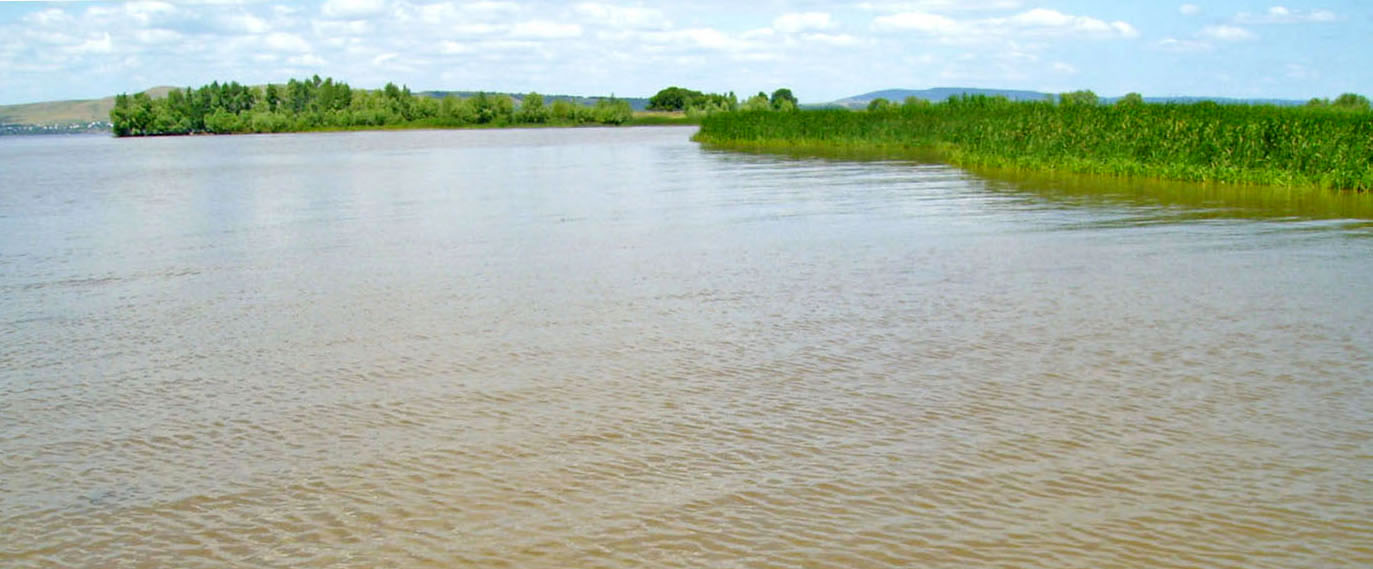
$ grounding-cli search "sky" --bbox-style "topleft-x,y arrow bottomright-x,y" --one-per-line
0,0 -> 1369,105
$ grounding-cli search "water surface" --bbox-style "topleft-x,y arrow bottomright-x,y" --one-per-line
2,127 -> 1371,568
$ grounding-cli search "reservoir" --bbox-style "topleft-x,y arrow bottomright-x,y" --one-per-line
2,127 -> 1370,568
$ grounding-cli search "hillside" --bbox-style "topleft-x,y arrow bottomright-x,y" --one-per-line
0,97 -> 115,125
0,86 -> 178,134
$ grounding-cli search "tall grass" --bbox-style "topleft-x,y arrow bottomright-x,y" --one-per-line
694,97 -> 1373,191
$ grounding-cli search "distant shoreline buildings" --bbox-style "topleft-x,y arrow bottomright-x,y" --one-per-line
0,121 -> 112,135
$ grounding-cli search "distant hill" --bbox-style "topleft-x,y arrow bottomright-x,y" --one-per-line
0,97 -> 115,125
1120,95 -> 1304,106
0,86 -> 178,134
829,87 -> 1054,108
828,87 -> 1307,108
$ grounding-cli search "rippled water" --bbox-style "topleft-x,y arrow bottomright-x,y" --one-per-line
2,127 -> 1371,568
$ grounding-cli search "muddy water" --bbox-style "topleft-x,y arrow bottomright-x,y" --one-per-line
2,127 -> 1370,568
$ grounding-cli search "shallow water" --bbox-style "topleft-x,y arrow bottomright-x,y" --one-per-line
2,127 -> 1370,568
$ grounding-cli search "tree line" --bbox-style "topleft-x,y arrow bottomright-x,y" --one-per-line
647,86 -> 799,115
110,75 -> 636,137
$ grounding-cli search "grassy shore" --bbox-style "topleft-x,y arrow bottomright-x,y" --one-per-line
693,97 -> 1373,191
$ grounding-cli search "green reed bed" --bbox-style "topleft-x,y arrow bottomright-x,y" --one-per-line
694,97 -> 1373,191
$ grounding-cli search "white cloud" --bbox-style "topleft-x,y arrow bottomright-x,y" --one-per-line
287,53 -> 326,66
0,0 -> 1356,109
677,28 -> 746,51
321,0 -> 387,19
123,2 -> 178,26
134,29 -> 183,44
264,32 -> 310,52
1179,4 -> 1200,16
1154,37 -> 1212,53
439,41 -> 472,55
859,0 -> 1021,12
65,33 -> 114,55
803,33 -> 863,47
575,3 -> 670,30
510,21 -> 582,39
1007,9 -> 1138,38
1236,6 -> 1336,24
216,13 -> 270,34
873,8 -> 1136,40
774,12 -> 835,34
313,19 -> 373,36
459,2 -> 520,17
872,12 -> 961,34
453,23 -> 502,36
23,8 -> 72,27
741,27 -> 775,40
1199,25 -> 1256,42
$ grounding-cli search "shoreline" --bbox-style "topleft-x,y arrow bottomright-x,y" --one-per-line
111,115 -> 700,138
693,105 -> 1373,192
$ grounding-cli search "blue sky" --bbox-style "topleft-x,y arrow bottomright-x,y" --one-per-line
0,1 -> 1368,105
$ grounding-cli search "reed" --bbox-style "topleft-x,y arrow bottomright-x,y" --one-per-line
694,97 -> 1373,191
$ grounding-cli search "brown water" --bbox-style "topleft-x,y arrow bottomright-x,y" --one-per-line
2,127 -> 1371,568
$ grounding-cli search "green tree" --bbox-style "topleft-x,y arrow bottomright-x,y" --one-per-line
902,96 -> 929,108
770,88 -> 798,111
265,84 -> 281,112
1059,90 -> 1099,106
742,92 -> 772,111
517,92 -> 548,123
593,96 -> 633,124
110,94 -> 132,136
490,94 -> 515,124
129,92 -> 155,135
1116,92 -> 1145,107
550,99 -> 579,123
648,86 -> 705,111
204,108 -> 240,133
1332,93 -> 1370,111
867,98 -> 893,112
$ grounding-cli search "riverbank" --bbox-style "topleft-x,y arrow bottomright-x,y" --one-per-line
109,76 -> 697,137
693,97 -> 1373,191
284,112 -> 697,133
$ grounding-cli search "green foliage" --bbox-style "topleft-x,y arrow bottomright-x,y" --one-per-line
110,76 -> 643,136
867,98 -> 894,112
592,96 -> 634,125
742,92 -> 772,112
517,92 -> 548,123
647,86 -> 736,113
1059,90 -> 1099,106
1306,93 -> 1370,112
648,86 -> 702,111
733,88 -> 804,113
1333,93 -> 1371,111
902,96 -> 930,109
694,98 -> 1373,191
1117,92 -> 1145,107
770,88 -> 798,111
